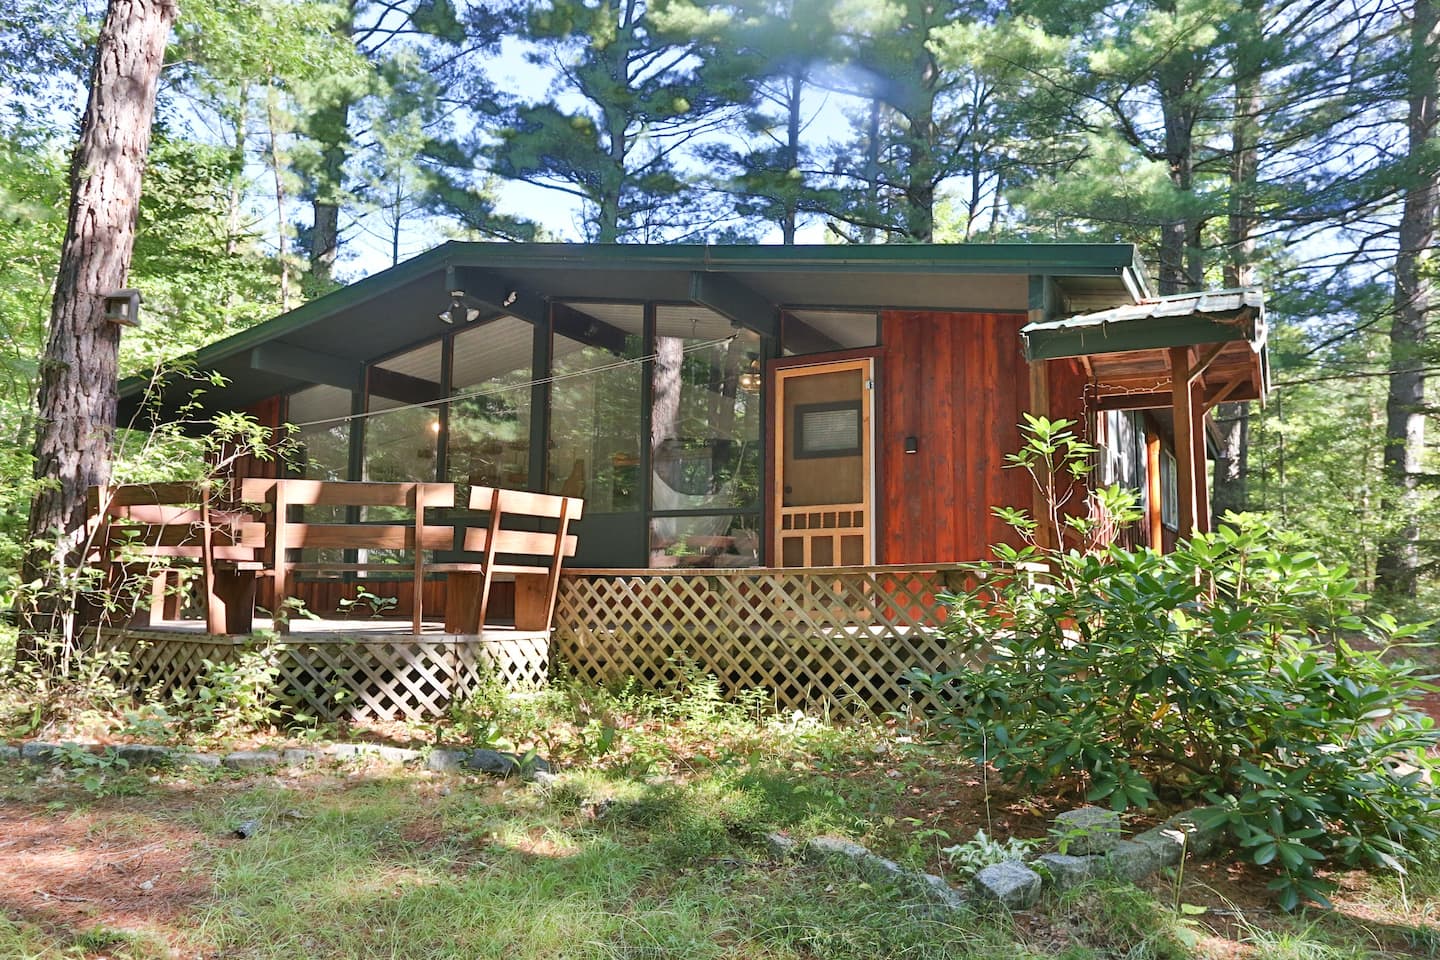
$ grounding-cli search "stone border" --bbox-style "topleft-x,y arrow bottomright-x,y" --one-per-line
975,805 -> 1225,908
2,739 -> 555,783
773,803 -> 1226,913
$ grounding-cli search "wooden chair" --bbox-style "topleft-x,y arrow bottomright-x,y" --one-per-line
87,483 -> 266,634
433,487 -> 584,634
240,479 -> 456,634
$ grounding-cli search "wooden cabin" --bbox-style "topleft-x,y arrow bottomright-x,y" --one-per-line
110,243 -> 1268,719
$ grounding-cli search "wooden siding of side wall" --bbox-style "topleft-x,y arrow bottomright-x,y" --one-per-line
878,312 -> 1087,564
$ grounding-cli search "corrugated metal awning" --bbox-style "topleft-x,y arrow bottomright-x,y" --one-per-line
1021,287 -> 1265,360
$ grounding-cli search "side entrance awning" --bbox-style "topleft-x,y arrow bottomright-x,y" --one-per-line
1019,287 -> 1268,409
1019,287 -> 1268,539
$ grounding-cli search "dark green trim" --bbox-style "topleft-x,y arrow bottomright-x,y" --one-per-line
119,245 -> 453,398
689,272 -> 778,338
640,303 -> 656,548
528,307 -> 551,493
454,266 -> 547,325
1022,316 -> 1255,361
250,342 -> 362,391
120,241 -> 1146,399
436,334 -> 454,483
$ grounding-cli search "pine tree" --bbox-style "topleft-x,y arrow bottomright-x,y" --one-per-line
1376,0 -> 1439,597
20,0 -> 176,660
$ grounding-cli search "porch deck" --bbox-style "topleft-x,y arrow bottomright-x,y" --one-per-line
86,620 -> 550,724
89,562 -> 979,722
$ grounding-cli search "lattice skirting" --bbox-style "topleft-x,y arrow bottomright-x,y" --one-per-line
82,629 -> 549,722
552,564 -> 978,719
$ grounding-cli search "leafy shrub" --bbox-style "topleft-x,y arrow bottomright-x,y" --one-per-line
169,648 -> 280,736
911,416 -> 1440,910
942,829 -> 1039,879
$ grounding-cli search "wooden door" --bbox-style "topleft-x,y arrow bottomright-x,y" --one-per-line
772,358 -> 874,567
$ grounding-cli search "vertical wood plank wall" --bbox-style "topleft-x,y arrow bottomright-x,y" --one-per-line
877,311 -> 1087,564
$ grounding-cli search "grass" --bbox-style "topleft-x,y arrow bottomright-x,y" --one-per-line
2,672 -> 1439,958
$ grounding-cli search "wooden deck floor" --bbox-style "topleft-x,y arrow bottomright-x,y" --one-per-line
120,617 -> 550,642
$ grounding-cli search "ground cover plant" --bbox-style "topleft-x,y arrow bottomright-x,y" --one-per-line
911,417 -> 1440,911
3,667 -> 1440,959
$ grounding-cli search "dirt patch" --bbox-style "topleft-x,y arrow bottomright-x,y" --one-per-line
0,798 -> 214,951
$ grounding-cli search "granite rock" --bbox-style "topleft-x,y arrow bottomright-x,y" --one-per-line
973,861 -> 1043,909
1053,805 -> 1122,855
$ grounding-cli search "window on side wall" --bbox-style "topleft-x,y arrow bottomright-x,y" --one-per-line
1160,449 -> 1179,531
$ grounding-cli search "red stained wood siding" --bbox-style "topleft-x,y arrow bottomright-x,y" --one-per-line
288,578 -> 515,621
878,312 -> 1087,564
231,396 -> 283,481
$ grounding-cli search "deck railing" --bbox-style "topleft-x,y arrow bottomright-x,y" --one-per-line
552,563 -> 979,718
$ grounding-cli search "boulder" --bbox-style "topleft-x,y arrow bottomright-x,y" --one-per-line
1053,805 -> 1122,855
222,751 -> 280,770
1034,853 -> 1105,890
1103,840 -> 1159,882
973,861 -> 1042,909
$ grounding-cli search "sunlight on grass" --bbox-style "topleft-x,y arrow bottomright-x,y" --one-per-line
4,675 -> 1440,959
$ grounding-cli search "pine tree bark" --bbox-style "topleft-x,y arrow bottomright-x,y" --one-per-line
306,0 -> 356,288
1214,0 -> 1264,521
18,0 -> 176,659
1377,0 -> 1439,597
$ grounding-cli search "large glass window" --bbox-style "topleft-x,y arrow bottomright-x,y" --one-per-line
284,384 -> 354,564
285,384 -> 352,482
548,303 -> 645,514
447,317 -> 533,491
649,306 -> 761,567
365,340 -> 443,482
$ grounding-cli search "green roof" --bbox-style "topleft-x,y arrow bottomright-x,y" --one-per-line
121,240 -> 1153,412
1020,288 -> 1266,361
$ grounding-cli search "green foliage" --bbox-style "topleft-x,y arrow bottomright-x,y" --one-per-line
941,829 -> 1040,880
1057,883 -> 1199,960
912,418 -> 1440,910
50,742 -> 133,797
168,649 -> 281,737
336,585 -> 400,618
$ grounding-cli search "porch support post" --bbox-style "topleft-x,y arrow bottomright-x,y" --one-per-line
1170,347 -> 1199,537
1191,372 -> 1210,533
1145,426 -> 1163,549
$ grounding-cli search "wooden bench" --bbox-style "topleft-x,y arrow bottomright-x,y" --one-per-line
87,483 -> 266,634
240,478 -> 456,634
432,486 -> 584,634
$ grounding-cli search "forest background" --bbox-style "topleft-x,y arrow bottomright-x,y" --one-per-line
1,0 -> 1436,607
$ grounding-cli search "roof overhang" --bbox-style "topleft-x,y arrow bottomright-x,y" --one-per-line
1020,288 -> 1269,406
119,240 -> 1153,421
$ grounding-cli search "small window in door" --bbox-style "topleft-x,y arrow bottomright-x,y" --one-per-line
794,401 -> 862,458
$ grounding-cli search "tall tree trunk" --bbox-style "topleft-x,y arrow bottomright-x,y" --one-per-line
225,84 -> 249,257
267,78 -> 291,311
1377,0 -> 1439,597
1214,0 -> 1264,521
782,68 -> 801,245
860,98 -> 881,244
1157,58 -> 1199,295
307,0 -> 356,288
18,0 -> 176,661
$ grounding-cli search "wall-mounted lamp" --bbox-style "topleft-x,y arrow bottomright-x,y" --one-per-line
102,289 -> 142,327
904,436 -> 919,454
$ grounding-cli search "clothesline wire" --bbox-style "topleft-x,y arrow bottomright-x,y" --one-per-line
291,335 -> 738,429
